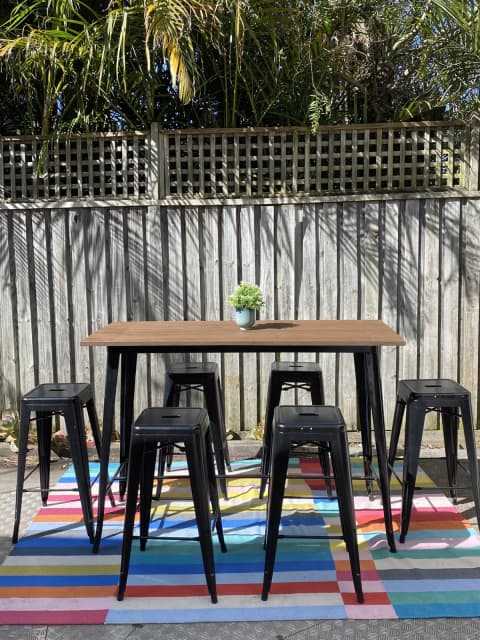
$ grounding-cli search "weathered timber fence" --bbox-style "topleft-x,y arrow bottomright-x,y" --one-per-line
0,121 -> 478,202
0,121 -> 479,434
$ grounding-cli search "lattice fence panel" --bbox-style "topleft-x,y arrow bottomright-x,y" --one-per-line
0,122 -> 472,201
163,123 -> 467,198
0,132 -> 148,200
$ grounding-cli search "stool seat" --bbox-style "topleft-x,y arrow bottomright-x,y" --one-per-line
117,407 -> 227,604
164,362 -> 231,498
259,361 -> 329,499
262,405 -> 363,604
13,383 -> 103,544
388,378 -> 480,543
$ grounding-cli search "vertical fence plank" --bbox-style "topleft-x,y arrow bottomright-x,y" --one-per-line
258,205 -> 276,431
460,199 -> 480,425
275,204 -> 296,404
69,208 -> 91,383
12,211 -> 35,394
317,202 -> 339,405
184,208 -> 202,321
419,200 -> 440,388
202,206 -> 224,423
183,206 -> 204,408
50,210 -> 72,383
0,211 -> 16,407
295,202 -> 317,404
381,200 -> 402,425
165,207 -> 184,323
84,208 -> 109,407
222,206 -> 241,431
238,204 -> 259,432
126,208 -> 149,415
337,202 -> 360,428
32,211 -> 54,385
144,205 -> 166,404
362,201 -> 380,320
440,199 -> 461,379
398,199 -> 421,381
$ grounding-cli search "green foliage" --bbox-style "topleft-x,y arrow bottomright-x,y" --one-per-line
228,282 -> 264,311
0,410 -> 20,447
0,0 -> 479,134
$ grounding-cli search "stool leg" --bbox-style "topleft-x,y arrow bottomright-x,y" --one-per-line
441,407 -> 458,502
93,347 -> 120,553
309,379 -> 332,499
117,437 -> 143,601
85,398 -> 115,507
185,432 -> 218,604
63,403 -> 95,543
36,411 -> 53,506
139,442 -> 157,550
388,397 -> 406,479
216,375 -> 232,471
154,445 -> 169,500
400,401 -> 425,543
354,354 -> 373,497
204,429 -> 227,552
330,435 -> 364,603
118,352 -> 137,500
85,398 -> 102,458
262,429 -> 290,600
259,378 -> 282,499
204,383 -> 229,499
163,381 -> 181,471
12,406 -> 32,543
459,397 -> 480,532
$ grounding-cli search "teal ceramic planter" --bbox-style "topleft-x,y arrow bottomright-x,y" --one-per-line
235,308 -> 256,330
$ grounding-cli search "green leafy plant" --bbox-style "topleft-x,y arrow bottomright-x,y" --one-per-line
0,410 -> 21,449
228,281 -> 264,311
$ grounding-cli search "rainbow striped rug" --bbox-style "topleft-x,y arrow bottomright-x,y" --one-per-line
1,458 -> 480,624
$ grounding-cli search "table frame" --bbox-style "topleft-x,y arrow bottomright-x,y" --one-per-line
81,320 -> 405,553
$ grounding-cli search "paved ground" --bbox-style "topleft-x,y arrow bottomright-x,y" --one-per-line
1,438 -> 480,640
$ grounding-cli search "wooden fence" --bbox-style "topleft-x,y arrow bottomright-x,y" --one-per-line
1,121 -> 478,202
2,195 -> 480,434
1,120 -> 480,434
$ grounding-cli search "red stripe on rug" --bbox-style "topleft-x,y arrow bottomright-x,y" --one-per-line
125,584 -> 211,598
343,592 -> 391,605
269,581 -> 340,594
0,610 -> 107,625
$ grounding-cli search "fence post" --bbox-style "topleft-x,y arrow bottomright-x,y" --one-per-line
466,116 -> 480,191
149,122 -> 160,200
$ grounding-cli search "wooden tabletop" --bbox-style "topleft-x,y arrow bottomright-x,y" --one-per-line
81,320 -> 405,350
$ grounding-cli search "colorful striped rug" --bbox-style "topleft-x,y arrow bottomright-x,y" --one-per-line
1,458 -> 480,624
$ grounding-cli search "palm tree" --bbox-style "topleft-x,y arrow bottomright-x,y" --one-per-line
0,0 -> 219,134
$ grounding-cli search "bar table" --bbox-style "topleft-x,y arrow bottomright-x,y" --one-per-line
81,319 -> 405,553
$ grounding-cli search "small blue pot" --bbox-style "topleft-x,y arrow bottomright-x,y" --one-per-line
235,308 -> 256,330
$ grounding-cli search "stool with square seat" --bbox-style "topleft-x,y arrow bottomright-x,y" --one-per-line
13,382 -> 104,544
259,361 -> 330,499
117,407 -> 227,603
388,378 -> 480,543
163,362 -> 231,499
261,405 -> 363,603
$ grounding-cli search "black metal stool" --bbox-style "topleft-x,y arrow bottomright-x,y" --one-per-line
117,407 -> 227,603
388,378 -> 480,543
261,405 -> 363,603
259,361 -> 330,499
163,362 -> 231,498
13,383 -> 103,544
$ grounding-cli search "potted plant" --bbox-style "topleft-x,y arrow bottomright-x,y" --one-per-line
228,281 -> 264,329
